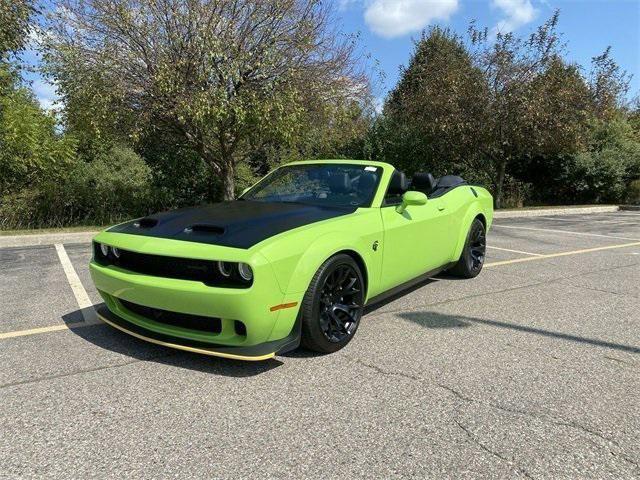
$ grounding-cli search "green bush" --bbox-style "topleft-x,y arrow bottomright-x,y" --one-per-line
0,145 -> 153,229
627,179 -> 640,205
568,149 -> 629,204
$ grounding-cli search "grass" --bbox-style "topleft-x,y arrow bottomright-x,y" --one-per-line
0,225 -> 105,236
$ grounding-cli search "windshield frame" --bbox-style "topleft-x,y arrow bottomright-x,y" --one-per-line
239,163 -> 385,208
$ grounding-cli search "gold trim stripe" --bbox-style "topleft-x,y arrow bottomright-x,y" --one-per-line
98,313 -> 276,361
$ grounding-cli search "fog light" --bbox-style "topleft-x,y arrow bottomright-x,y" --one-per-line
238,263 -> 253,282
217,261 -> 232,277
99,243 -> 109,256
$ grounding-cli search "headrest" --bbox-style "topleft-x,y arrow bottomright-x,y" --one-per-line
358,173 -> 377,192
412,173 -> 436,193
328,172 -> 351,193
387,170 -> 409,195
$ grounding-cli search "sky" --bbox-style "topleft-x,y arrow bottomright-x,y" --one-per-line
23,0 -> 640,111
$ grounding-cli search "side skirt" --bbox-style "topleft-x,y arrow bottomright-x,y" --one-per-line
364,263 -> 456,308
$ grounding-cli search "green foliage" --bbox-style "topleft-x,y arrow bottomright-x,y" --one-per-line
373,12 -> 638,208
46,0 -> 365,200
0,0 -> 35,58
381,28 -> 487,177
0,76 -> 77,193
2,7 -> 640,230
627,180 -> 640,205
0,145 -> 153,229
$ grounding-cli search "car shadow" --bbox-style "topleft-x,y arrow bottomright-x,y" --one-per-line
398,310 -> 640,354
62,306 -> 283,378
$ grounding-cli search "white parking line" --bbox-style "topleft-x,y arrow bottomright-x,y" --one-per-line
487,245 -> 543,256
54,244 -> 99,325
492,224 -> 640,242
485,241 -> 640,267
536,216 -> 640,225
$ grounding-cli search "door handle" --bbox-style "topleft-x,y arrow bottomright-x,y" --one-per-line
438,205 -> 446,211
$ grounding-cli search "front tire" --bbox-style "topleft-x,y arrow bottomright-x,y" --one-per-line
300,254 -> 365,353
449,218 -> 486,278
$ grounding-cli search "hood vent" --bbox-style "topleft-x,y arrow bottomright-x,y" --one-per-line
184,224 -> 225,235
134,217 -> 159,228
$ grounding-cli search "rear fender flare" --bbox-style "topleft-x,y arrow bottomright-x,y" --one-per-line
452,203 -> 484,262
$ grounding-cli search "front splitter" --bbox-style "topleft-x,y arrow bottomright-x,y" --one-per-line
96,305 -> 283,361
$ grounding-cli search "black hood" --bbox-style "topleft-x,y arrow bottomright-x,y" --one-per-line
108,200 -> 356,249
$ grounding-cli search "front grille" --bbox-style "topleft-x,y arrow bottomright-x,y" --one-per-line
93,242 -> 251,288
119,299 -> 222,334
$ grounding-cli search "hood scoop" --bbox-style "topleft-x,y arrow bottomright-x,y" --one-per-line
108,200 -> 356,249
133,217 -> 159,228
184,223 -> 226,235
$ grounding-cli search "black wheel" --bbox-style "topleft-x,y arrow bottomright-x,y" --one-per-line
449,218 -> 486,278
300,254 -> 365,353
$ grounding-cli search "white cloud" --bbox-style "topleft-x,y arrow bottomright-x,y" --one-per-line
32,79 -> 59,111
373,96 -> 384,114
364,0 -> 459,38
492,0 -> 538,33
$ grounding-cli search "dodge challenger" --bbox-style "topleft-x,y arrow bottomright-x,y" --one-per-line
90,160 -> 493,360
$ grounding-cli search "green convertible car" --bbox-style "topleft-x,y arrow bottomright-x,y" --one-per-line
90,160 -> 493,360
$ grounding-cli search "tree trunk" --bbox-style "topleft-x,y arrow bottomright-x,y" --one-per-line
221,161 -> 236,201
494,158 -> 507,209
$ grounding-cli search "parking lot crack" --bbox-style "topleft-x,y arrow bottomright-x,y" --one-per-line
0,353 -> 176,390
453,418 -> 535,479
350,357 -> 423,383
438,382 -> 640,471
351,357 -> 637,472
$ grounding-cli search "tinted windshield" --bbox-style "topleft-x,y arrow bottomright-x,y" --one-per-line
241,164 -> 382,208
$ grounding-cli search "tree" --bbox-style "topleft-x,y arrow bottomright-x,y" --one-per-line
468,12 -> 585,207
46,0 -> 366,200
381,28 -> 488,179
589,47 -> 631,120
0,0 -> 35,59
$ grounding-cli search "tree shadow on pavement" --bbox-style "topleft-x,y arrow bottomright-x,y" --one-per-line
399,311 -> 640,354
62,306 -> 283,378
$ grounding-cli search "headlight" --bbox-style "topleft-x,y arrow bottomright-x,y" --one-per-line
112,247 -> 121,258
217,261 -> 232,277
238,263 -> 253,282
99,243 -> 109,256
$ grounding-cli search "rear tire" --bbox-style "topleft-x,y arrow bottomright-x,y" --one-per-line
300,254 -> 365,353
449,218 -> 486,278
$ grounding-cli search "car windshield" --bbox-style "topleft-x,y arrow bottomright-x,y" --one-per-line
241,163 -> 382,208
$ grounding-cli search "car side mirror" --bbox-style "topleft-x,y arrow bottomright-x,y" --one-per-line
396,191 -> 427,214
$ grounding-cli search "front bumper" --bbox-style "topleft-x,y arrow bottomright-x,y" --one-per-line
96,304 -> 300,361
89,232 -> 303,360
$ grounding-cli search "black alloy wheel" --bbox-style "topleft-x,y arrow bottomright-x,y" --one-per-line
449,218 -> 486,278
468,222 -> 486,272
318,264 -> 363,343
300,254 -> 365,353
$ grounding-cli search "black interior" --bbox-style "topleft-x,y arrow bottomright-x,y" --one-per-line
411,173 -> 436,193
409,172 -> 466,198
383,171 -> 410,205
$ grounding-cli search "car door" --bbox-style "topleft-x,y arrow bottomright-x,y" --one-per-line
378,177 -> 452,292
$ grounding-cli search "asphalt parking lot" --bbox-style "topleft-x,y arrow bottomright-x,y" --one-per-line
1,212 -> 639,479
